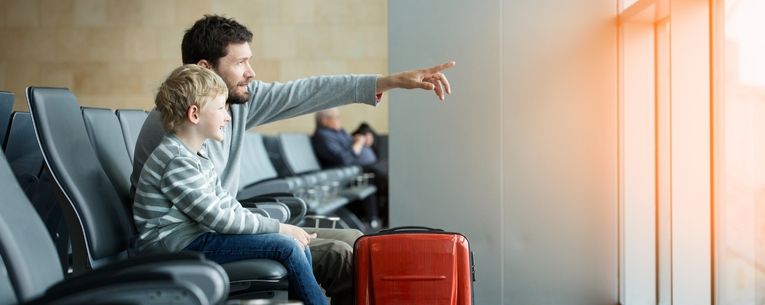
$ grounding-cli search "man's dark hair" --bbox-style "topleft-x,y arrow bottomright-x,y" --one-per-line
181,15 -> 253,66
353,122 -> 377,137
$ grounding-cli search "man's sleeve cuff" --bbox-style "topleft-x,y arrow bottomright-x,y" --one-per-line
356,74 -> 382,106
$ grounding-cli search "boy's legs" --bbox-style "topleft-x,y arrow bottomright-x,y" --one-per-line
184,232 -> 328,305
303,228 -> 363,305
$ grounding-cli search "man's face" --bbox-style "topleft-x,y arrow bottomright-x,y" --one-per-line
212,42 -> 255,105
322,109 -> 342,130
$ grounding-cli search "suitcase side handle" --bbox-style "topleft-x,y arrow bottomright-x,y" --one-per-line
379,226 -> 445,233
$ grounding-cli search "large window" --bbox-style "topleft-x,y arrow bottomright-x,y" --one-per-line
620,0 -> 765,304
620,0 -> 713,304
716,0 -> 765,304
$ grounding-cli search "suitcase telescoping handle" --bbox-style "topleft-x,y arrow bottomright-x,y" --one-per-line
379,226 -> 445,233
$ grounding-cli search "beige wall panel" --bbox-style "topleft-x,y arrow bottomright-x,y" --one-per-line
280,0 -> 315,25
142,0 -> 175,26
107,0 -> 142,26
296,25 -> 333,59
0,63 -> 5,90
6,0 -> 39,27
74,0 -> 107,26
0,1 -> 6,26
173,0 -> 211,27
0,0 -> 388,133
259,25 -> 298,59
40,0 -> 74,27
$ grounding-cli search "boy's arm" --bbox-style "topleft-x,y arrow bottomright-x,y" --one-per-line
160,157 -> 280,234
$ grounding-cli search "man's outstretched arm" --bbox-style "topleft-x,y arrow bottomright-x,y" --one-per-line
376,61 -> 456,101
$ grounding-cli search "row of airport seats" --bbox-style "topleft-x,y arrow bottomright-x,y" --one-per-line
0,91 -> 230,305
1,87 -> 300,303
0,152 -> 228,305
238,132 -> 379,231
0,87 -> 383,304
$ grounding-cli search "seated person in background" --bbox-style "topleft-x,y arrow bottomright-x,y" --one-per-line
351,122 -> 388,181
133,65 -> 327,305
313,108 -> 377,167
351,123 -> 389,224
312,108 -> 388,227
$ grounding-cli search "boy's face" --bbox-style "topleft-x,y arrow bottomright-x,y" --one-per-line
198,94 -> 231,142
212,42 -> 255,105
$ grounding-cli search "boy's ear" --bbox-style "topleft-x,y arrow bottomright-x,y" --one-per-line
197,60 -> 212,69
187,105 -> 200,124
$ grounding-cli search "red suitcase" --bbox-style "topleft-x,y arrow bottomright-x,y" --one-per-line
354,226 -> 475,305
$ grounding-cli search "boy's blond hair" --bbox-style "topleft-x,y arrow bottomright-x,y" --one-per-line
155,64 -> 228,132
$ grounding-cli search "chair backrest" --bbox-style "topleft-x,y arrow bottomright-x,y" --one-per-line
0,254 -> 18,305
0,92 -> 14,149
27,87 -> 132,272
276,133 -> 323,175
4,112 -> 44,184
81,107 -> 133,208
4,111 -> 70,271
0,153 -> 63,303
375,134 -> 388,161
239,132 -> 281,187
115,109 -> 148,161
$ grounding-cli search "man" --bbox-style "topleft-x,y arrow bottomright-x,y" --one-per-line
130,15 -> 454,305
312,108 -> 387,228
313,108 -> 379,168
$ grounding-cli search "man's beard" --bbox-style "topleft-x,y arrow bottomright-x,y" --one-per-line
227,89 -> 250,105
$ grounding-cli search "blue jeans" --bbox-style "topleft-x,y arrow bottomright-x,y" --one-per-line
183,232 -> 328,305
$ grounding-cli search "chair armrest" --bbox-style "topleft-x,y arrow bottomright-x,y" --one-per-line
244,206 -> 271,218
303,215 -> 341,229
34,272 -> 206,305
237,179 -> 293,200
80,252 -> 229,305
244,194 -> 307,225
273,196 -> 307,225
241,200 -> 290,223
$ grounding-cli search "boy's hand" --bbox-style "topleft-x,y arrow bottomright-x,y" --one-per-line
279,223 -> 316,249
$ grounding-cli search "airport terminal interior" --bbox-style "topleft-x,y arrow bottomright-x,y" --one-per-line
0,0 -> 764,304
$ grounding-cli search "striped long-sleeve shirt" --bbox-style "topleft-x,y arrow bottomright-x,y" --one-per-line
133,134 -> 279,254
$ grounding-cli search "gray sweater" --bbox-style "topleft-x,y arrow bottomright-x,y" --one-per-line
133,134 -> 280,254
131,74 -> 379,200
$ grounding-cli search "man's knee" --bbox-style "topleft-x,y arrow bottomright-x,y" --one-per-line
323,240 -> 353,259
344,229 -> 363,244
307,228 -> 364,248
311,239 -> 353,270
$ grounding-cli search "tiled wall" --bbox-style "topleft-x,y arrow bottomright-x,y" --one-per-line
0,0 -> 388,133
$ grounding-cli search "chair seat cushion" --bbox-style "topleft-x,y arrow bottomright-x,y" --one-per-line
221,259 -> 287,281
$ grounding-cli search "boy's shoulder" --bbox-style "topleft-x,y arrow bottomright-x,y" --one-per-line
146,135 -> 198,168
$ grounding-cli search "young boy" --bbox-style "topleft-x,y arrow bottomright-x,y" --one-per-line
133,64 -> 327,305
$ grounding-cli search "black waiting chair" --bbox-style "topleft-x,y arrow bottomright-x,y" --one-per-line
266,133 -> 376,203
28,87 -> 289,299
4,112 -> 44,187
82,107 -> 291,223
264,134 -> 377,230
115,109 -> 148,161
81,107 -> 134,207
3,111 -> 69,270
0,152 -> 228,305
237,132 -> 310,224
0,91 -> 14,148
269,133 -> 376,200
